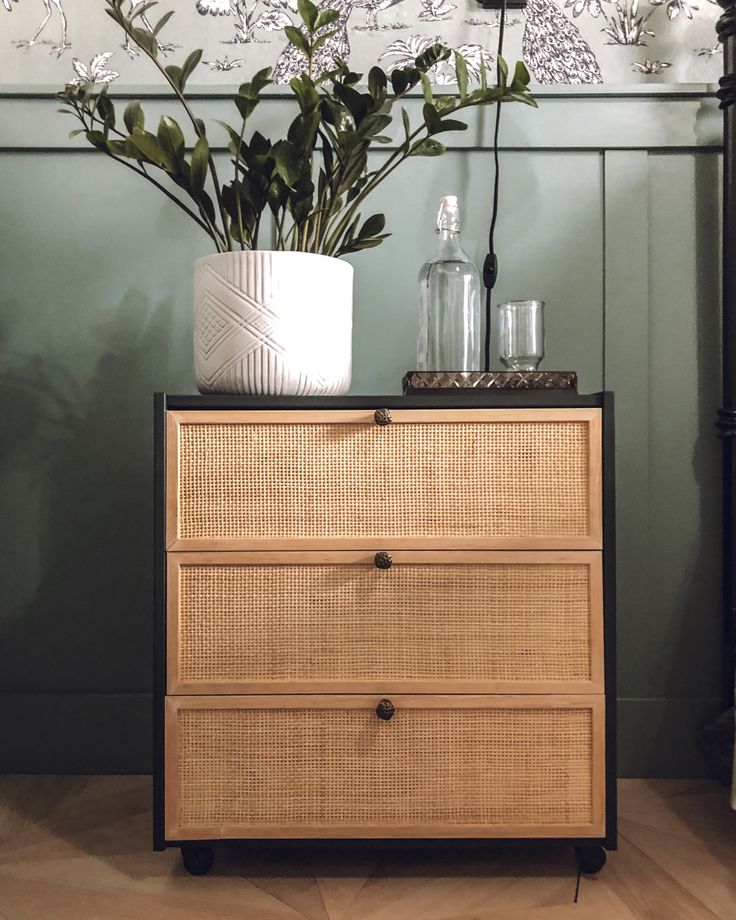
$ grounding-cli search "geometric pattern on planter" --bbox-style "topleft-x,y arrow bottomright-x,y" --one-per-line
197,266 -> 281,358
194,265 -> 288,390
193,252 -> 352,396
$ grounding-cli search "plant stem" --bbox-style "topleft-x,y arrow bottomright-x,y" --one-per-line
114,9 -> 231,250
322,92 -> 486,256
111,152 -> 220,245
233,119 -> 248,251
276,208 -> 287,249
252,209 -> 262,250
74,97 -> 220,246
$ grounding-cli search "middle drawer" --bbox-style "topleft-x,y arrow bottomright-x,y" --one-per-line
168,551 -> 603,694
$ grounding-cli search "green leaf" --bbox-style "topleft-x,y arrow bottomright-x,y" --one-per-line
510,59 -> 531,92
341,67 -> 362,86
124,100 -> 144,133
284,25 -> 310,57
250,130 -> 271,156
318,130 -> 334,175
391,68 -> 409,96
357,112 -> 391,138
401,107 -> 411,143
180,49 -> 203,90
108,139 -> 129,156
311,28 -> 338,52
409,137 -> 445,157
223,180 -> 257,239
357,213 -> 385,239
216,118 -> 243,155
345,175 -> 367,204
419,72 -> 433,105
314,7 -> 340,30
239,66 -> 272,99
165,64 -> 183,92
454,51 -> 468,100
504,91 -> 538,107
254,66 -> 273,92
85,130 -> 109,151
235,93 -> 258,122
157,115 -> 185,167
190,134 -> 209,197
334,83 -> 368,125
353,235 -> 389,250
435,117 -> 467,134
367,66 -> 387,100
267,175 -> 289,214
434,96 -> 455,114
288,108 -> 320,152
68,128 -> 84,138
126,129 -> 175,170
131,26 -> 157,58
297,0 -> 318,32
336,233 -> 390,256
497,55 -> 509,88
96,93 -> 116,133
199,189 -> 217,223
153,9 -> 174,34
289,175 -> 315,224
289,74 -> 320,113
271,139 -> 303,187
479,52 -> 488,93
422,102 -> 442,135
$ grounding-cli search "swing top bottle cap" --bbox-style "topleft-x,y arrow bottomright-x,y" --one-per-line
436,195 -> 460,233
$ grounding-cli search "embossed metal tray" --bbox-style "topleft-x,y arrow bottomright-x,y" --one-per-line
403,371 -> 578,393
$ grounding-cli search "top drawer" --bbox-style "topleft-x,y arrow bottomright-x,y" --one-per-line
166,408 -> 602,550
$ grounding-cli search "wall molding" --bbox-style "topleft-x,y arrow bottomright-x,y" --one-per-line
0,85 -> 722,152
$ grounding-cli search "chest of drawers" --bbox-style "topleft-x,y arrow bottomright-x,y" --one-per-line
154,394 -> 616,874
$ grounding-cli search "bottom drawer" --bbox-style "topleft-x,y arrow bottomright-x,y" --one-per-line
165,695 -> 605,841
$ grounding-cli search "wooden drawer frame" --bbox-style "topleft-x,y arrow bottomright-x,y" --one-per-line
166,550 -> 604,695
165,694 -> 606,842
154,392 -> 617,855
165,407 -> 603,552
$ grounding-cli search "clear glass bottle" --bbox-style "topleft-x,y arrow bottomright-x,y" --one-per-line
417,196 -> 481,371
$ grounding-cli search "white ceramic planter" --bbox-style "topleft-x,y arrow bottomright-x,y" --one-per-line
193,250 -> 353,395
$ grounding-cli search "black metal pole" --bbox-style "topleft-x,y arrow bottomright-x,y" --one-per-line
717,0 -> 736,709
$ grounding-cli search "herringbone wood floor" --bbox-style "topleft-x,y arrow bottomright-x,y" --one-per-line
0,778 -> 734,920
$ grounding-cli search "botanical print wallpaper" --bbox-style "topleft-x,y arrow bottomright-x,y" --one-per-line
0,0 -> 723,87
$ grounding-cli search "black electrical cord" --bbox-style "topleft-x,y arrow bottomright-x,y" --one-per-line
483,0 -> 507,373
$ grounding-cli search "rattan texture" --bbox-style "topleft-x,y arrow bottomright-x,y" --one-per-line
177,563 -> 592,683
175,706 -> 594,828
176,421 -> 591,540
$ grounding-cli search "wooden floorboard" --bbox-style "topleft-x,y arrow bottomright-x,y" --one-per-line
0,778 -> 734,919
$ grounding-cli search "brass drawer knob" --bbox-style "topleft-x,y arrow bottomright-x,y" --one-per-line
376,699 -> 395,721
374,551 -> 393,570
374,408 -> 392,426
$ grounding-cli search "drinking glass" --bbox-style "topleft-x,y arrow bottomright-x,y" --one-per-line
497,300 -> 546,371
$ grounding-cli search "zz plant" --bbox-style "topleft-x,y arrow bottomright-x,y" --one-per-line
58,0 -> 535,257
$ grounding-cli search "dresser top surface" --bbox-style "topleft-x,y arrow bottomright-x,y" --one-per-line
159,392 -> 610,411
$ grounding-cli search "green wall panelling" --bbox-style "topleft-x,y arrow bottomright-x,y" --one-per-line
0,85 -> 725,776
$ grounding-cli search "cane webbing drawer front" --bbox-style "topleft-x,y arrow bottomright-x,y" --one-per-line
166,409 -> 602,550
168,551 -> 604,694
165,695 -> 605,840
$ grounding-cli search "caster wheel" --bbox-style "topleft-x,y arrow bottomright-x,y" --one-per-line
575,845 -> 607,875
181,846 -> 214,876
